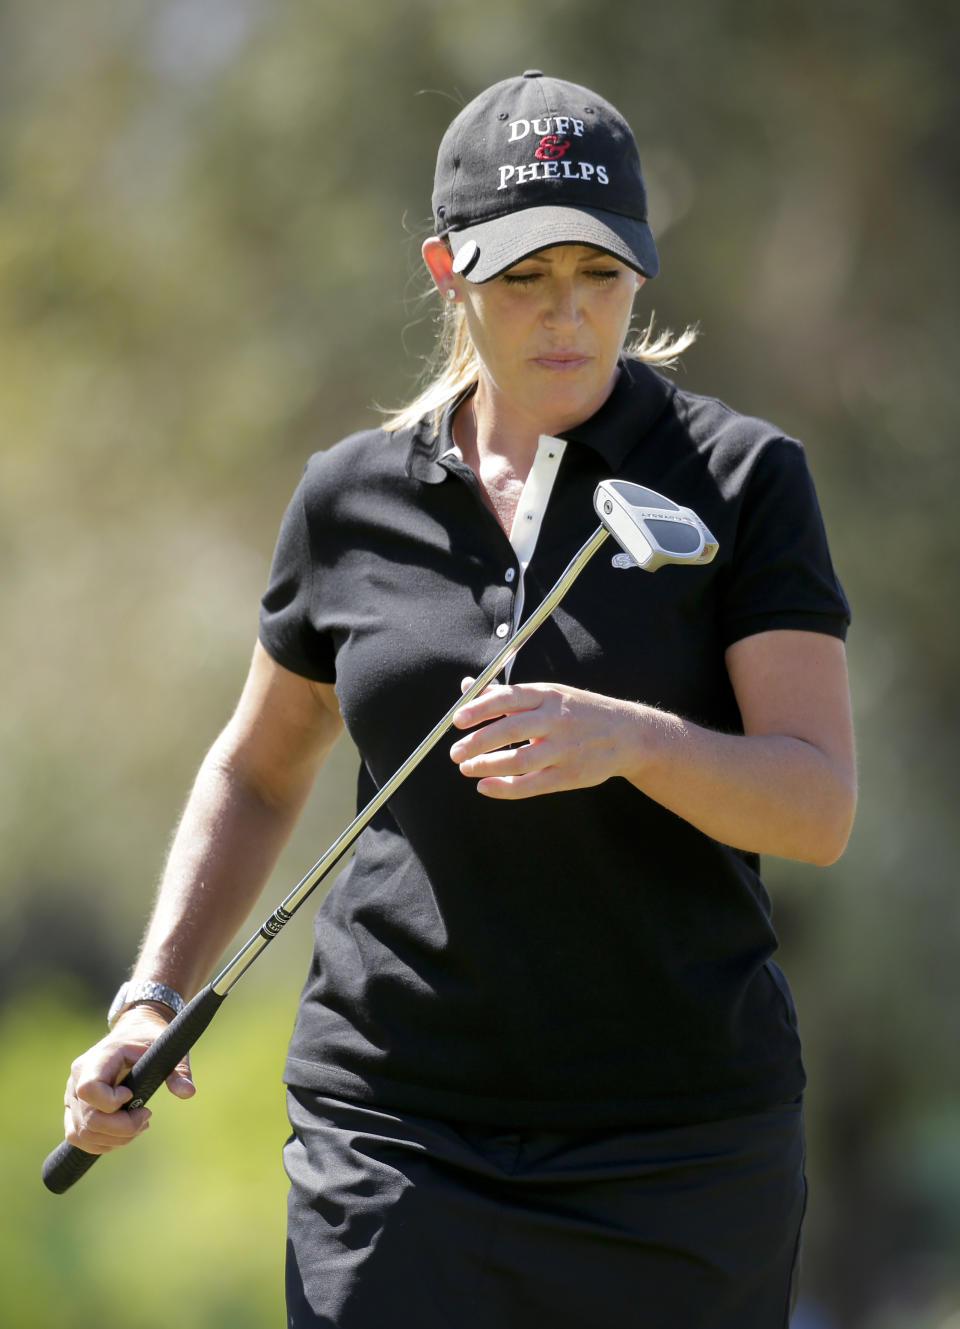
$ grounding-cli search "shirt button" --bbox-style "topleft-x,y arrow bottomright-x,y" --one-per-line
504,568 -> 516,583
495,623 -> 510,638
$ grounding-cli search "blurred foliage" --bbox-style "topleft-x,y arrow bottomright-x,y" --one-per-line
2,984 -> 292,1328
1,1 -> 958,1326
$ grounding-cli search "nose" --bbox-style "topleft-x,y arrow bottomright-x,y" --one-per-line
543,277 -> 583,329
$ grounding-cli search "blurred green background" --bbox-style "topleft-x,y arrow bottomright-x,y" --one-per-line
2,1 -> 957,1326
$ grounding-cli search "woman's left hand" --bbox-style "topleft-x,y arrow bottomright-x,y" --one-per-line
450,679 -> 643,798
450,632 -> 857,863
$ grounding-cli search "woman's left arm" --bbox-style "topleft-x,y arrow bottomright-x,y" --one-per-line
450,629 -> 856,866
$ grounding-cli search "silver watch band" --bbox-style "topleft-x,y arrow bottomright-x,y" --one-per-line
108,979 -> 185,1028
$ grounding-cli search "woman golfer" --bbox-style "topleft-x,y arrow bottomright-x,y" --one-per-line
62,71 -> 855,1327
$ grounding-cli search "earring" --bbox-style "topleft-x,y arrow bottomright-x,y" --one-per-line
445,288 -> 457,301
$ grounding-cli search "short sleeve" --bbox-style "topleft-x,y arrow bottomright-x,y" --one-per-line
720,437 -> 850,648
258,473 -> 336,682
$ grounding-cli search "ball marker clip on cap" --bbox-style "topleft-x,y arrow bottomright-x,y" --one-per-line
433,70 -> 659,283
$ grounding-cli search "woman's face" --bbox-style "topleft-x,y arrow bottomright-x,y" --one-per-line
459,244 -> 643,433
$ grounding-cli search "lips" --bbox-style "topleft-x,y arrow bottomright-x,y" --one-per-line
532,351 -> 591,369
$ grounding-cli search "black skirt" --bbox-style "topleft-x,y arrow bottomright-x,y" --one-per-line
284,1089 -> 806,1329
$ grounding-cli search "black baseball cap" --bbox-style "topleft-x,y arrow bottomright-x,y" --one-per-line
431,70 -> 659,283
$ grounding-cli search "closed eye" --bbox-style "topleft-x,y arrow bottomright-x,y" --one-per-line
500,271 -> 542,287
501,268 -> 622,287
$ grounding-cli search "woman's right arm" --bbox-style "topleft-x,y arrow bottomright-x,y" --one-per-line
63,641 -> 343,1156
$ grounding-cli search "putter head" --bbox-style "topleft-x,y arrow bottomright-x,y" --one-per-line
594,480 -> 719,572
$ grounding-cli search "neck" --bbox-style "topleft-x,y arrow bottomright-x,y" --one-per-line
460,383 -> 544,472
450,366 -> 621,533
462,364 -> 621,468
451,393 -> 543,534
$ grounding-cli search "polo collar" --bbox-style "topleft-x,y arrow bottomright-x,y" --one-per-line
405,358 -> 675,482
560,357 -> 675,468
406,385 -> 476,483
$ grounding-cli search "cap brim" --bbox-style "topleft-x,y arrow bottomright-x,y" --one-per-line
447,205 -> 659,283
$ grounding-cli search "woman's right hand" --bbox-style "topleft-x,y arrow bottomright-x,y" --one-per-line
63,1006 -> 195,1155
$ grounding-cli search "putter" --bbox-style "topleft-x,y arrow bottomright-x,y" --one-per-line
42,480 -> 717,1193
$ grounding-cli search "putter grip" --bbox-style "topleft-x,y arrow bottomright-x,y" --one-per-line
42,984 -> 225,1194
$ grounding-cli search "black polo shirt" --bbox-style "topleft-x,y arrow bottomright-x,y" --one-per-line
259,357 -> 850,1130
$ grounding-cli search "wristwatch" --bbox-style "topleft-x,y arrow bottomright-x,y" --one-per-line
107,979 -> 185,1028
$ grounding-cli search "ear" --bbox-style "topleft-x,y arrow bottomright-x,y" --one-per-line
635,274 -> 647,291
422,237 -> 457,297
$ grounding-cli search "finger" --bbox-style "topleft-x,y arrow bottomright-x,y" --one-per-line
450,711 -> 544,763
453,682 -> 542,730
65,1119 -> 150,1154
459,674 -> 506,695
475,768 -> 562,800
165,1051 -> 196,1100
452,687 -> 510,729
455,732 -> 546,776
64,1102 -> 152,1154
72,1047 -> 142,1112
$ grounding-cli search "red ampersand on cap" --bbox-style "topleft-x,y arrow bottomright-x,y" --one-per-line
534,135 -> 571,161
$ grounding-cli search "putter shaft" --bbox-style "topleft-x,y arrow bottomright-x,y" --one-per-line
43,477 -> 719,1194
41,522 -> 610,1194
212,522 -> 611,994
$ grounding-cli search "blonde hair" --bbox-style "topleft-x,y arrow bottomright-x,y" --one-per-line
382,288 -> 698,435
